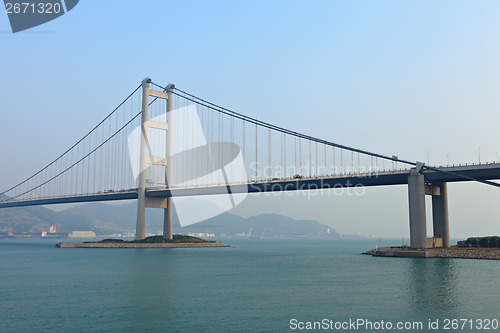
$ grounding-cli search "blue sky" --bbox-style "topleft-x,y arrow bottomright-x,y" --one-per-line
1,1 -> 500,237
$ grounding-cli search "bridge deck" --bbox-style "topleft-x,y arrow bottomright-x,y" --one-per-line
1,163 -> 499,208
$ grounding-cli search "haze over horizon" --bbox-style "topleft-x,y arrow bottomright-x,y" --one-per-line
1,1 -> 500,238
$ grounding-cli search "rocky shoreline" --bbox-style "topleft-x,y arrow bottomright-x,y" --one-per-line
363,247 -> 500,260
57,241 -> 230,248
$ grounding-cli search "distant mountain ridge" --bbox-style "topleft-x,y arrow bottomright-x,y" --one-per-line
0,204 -> 93,233
180,212 -> 337,238
0,198 -> 338,238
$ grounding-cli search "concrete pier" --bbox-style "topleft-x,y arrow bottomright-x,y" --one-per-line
408,169 -> 427,249
135,78 -> 151,240
163,200 -> 172,240
363,247 -> 500,260
432,183 -> 450,248
163,84 -> 175,240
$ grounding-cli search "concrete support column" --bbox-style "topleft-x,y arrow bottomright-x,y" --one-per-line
163,197 -> 172,240
163,83 -> 175,240
408,169 -> 427,249
432,183 -> 450,248
135,78 -> 151,240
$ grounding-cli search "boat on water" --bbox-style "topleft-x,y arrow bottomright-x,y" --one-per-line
1,225 -> 69,239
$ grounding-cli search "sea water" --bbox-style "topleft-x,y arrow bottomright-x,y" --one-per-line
1,238 -> 499,332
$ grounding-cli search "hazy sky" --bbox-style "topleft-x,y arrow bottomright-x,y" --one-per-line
1,1 -> 500,238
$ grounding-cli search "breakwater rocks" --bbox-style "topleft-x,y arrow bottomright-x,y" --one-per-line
57,241 -> 230,248
363,247 -> 500,260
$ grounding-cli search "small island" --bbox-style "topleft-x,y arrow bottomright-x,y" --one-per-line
56,235 -> 230,248
363,236 -> 500,260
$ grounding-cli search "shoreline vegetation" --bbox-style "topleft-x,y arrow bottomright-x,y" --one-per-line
456,236 -> 500,248
56,235 -> 230,248
363,237 -> 500,260
92,235 -> 215,244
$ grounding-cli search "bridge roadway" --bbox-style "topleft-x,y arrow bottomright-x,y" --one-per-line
1,163 -> 500,209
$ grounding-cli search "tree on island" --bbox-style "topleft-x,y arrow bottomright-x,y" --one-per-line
456,236 -> 500,248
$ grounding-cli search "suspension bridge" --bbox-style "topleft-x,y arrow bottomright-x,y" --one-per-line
1,78 -> 499,248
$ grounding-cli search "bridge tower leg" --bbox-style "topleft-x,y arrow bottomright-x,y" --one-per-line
135,78 -> 151,240
432,183 -> 450,248
408,168 -> 427,249
163,84 -> 175,240
135,79 -> 175,240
